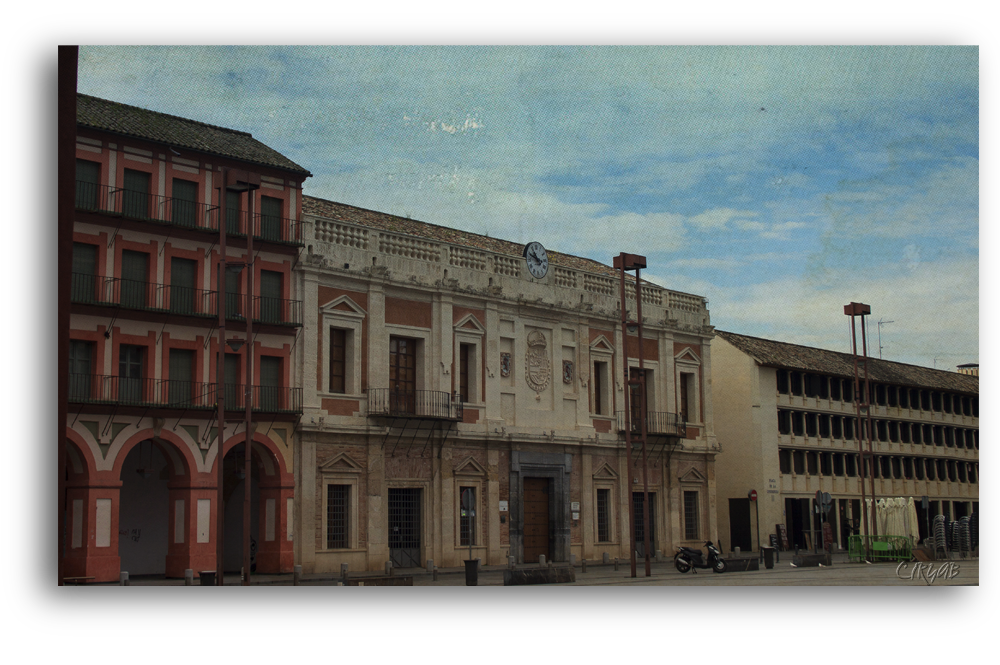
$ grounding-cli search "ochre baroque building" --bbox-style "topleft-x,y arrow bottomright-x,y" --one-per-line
295,196 -> 720,572
711,331 -> 979,554
65,95 -> 310,581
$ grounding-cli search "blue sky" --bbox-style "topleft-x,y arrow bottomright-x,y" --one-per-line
77,45 -> 979,370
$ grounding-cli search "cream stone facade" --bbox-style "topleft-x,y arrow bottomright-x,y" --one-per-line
294,196 -> 720,572
711,331 -> 979,555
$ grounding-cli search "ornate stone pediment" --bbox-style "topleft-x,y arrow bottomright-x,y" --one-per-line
320,452 -> 363,474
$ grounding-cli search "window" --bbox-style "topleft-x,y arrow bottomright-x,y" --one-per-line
833,453 -> 844,477
776,369 -> 789,394
168,348 -> 194,406
683,491 -> 700,540
223,352 -> 240,409
122,169 -> 150,219
831,416 -> 843,440
120,250 -> 149,309
259,356 -> 282,411
459,343 -> 471,403
793,450 -> 805,475
596,488 -> 611,542
790,372 -> 802,396
778,410 -> 791,435
326,484 -> 349,549
258,270 -> 283,323
779,449 -> 791,474
72,242 -> 98,303
118,344 -> 144,403
593,360 -> 609,415
260,195 -> 283,241
846,454 -> 857,477
170,257 -> 197,314
76,159 -> 101,209
459,486 -> 476,546
806,451 -> 818,475
329,328 -> 347,394
226,190 -> 242,235
390,336 -> 418,414
830,378 -> 841,401
171,178 -> 198,227
69,340 -> 93,401
679,373 -> 692,422
225,269 -> 242,319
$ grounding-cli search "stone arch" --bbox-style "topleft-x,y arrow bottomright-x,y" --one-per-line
111,428 -> 197,481
64,427 -> 98,480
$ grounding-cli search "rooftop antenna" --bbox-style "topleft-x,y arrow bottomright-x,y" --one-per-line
876,319 -> 894,359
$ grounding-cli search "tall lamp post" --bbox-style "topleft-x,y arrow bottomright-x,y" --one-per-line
614,253 -> 651,577
844,302 -> 877,559
215,169 -> 260,585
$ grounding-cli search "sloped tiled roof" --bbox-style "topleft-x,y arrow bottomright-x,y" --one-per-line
77,94 -> 311,176
304,195 -> 631,280
716,330 -> 978,394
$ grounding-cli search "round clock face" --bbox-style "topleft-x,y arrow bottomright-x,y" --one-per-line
523,241 -> 549,279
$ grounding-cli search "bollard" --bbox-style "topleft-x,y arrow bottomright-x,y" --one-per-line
614,557 -> 619,571
120,571 -> 129,586
336,581 -> 343,586
655,550 -> 662,563
508,556 -> 515,570
582,558 -> 587,573
341,563 -> 349,580
385,560 -> 393,576
603,552 -> 610,564
184,569 -> 194,586
293,565 -> 302,586
570,554 -> 576,567
735,546 -> 740,557
426,559 -> 434,573
539,554 -> 546,566
433,566 -> 438,581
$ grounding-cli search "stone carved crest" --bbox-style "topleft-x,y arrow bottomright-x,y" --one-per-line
562,360 -> 574,384
500,352 -> 512,378
525,330 -> 551,393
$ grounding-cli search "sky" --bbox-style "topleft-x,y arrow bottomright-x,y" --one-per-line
76,45 -> 978,370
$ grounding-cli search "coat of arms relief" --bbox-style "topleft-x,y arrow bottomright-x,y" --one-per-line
525,330 -> 551,393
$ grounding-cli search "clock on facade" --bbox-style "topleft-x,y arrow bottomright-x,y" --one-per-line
523,241 -> 549,279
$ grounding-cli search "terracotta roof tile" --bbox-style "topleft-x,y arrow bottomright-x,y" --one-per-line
716,330 -> 979,394
77,94 -> 311,176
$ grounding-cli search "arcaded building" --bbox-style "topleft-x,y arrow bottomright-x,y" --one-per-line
294,196 -> 720,572
711,330 -> 979,554
65,95 -> 309,581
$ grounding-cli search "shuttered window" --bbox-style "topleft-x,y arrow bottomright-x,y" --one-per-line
71,243 -> 97,303
170,257 -> 196,314
168,349 -> 194,406
260,196 -> 282,241
69,340 -> 93,400
171,179 -> 198,227
329,328 -> 346,394
259,270 -> 282,323
120,250 -> 149,309
76,159 -> 100,209
259,356 -> 281,411
122,169 -> 150,219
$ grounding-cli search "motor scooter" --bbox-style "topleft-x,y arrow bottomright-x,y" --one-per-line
674,540 -> 727,573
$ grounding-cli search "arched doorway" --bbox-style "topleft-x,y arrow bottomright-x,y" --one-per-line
118,439 -> 171,576
223,443 -> 260,574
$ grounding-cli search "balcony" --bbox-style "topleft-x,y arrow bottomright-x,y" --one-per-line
71,273 -> 302,326
67,374 -> 302,414
75,180 -> 304,246
616,411 -> 686,438
367,388 -> 463,421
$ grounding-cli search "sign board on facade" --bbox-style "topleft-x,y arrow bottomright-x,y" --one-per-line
571,502 -> 580,511
499,501 -> 508,512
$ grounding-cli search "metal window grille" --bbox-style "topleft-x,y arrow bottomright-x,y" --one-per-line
683,491 -> 699,540
388,488 -> 421,567
460,487 -> 475,546
327,485 -> 348,549
596,488 -> 610,542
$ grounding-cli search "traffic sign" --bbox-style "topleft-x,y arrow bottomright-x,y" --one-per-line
749,489 -> 757,502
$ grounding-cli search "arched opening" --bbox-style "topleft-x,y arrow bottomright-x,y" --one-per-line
223,443 -> 261,574
118,439 -> 172,576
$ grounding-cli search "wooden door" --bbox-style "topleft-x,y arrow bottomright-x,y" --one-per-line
523,477 -> 550,563
389,337 -> 416,414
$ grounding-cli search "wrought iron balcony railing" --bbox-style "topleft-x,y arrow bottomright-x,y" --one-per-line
367,388 -> 463,421
67,374 -> 302,414
70,273 -> 302,326
616,411 -> 686,437
76,180 -> 304,245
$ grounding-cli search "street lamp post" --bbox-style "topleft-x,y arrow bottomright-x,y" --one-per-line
844,302 -> 877,559
615,253 -> 649,578
215,168 -> 260,585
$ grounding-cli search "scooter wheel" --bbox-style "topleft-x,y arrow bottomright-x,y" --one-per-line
713,558 -> 727,573
674,558 -> 691,573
